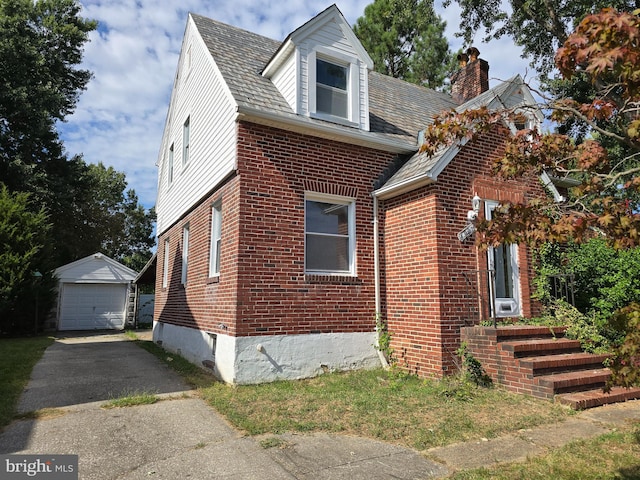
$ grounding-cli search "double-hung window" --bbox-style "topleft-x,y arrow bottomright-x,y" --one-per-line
182,116 -> 190,166
316,58 -> 348,119
209,202 -> 222,277
305,194 -> 355,275
181,224 -> 190,285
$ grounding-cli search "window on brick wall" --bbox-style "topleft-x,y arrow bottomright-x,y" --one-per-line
305,193 -> 355,275
162,238 -> 169,288
181,224 -> 190,285
485,200 -> 520,317
209,201 -> 222,277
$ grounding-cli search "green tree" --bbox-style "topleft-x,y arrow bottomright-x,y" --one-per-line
0,185 -> 56,332
420,9 -> 640,386
54,162 -> 156,271
0,0 -> 96,193
445,0 -> 637,75
353,0 -> 453,89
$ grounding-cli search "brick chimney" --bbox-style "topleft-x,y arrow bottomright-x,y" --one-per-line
450,47 -> 489,104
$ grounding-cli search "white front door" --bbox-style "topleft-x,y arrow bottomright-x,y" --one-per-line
485,201 -> 521,317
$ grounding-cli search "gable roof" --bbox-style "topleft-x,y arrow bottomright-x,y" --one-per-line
374,75 -> 540,199
54,253 -> 138,283
263,4 -> 373,78
190,12 -> 458,153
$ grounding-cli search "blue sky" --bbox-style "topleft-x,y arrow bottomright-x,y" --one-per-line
59,1 -> 533,212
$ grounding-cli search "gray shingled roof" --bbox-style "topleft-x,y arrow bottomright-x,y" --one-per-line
190,13 -> 458,147
377,76 -> 526,196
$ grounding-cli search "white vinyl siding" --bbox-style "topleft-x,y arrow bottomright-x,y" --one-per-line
209,202 -> 222,277
181,225 -> 190,284
155,17 -> 238,235
270,52 -> 298,113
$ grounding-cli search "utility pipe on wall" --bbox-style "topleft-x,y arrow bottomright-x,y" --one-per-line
372,195 -> 389,368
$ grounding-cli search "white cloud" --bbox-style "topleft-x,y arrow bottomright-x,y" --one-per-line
61,1 -> 533,212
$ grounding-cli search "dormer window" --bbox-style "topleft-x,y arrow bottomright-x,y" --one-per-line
512,112 -> 537,132
514,114 -> 531,131
261,5 -> 373,131
316,58 -> 348,118
308,48 -> 361,127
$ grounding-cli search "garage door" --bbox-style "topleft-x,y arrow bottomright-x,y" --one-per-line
59,284 -> 127,330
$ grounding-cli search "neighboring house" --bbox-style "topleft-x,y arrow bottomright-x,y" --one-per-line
153,4 -> 552,383
54,253 -> 138,331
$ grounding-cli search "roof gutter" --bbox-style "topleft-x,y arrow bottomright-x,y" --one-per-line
235,105 -> 418,155
373,172 -> 436,200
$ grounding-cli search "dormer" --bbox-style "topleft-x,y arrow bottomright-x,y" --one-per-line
262,4 -> 373,130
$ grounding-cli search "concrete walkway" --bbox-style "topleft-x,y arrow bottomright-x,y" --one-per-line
0,332 -> 638,479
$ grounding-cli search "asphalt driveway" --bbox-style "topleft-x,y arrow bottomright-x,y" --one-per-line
0,332 -> 448,479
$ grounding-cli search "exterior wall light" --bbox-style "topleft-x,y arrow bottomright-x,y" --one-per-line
467,193 -> 481,221
459,193 -> 481,242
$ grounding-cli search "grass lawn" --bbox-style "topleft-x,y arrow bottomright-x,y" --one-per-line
0,336 -> 54,428
449,427 -> 640,479
132,338 -> 640,478
131,336 -> 572,450
199,368 -> 573,450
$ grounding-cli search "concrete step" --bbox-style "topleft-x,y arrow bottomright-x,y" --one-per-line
495,325 -> 567,342
519,352 -> 609,376
557,386 -> 640,410
500,338 -> 583,358
535,368 -> 611,395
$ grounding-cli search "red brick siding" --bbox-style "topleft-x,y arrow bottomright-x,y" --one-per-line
155,121 -> 395,338
154,175 -> 241,335
382,127 -> 545,377
234,122 -> 393,336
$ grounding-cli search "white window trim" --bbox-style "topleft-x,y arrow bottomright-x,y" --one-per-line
308,47 -> 359,127
508,109 -> 540,135
209,201 -> 222,277
485,200 -> 521,317
304,192 -> 356,276
168,143 -> 174,185
162,238 -> 169,288
181,224 -> 190,285
182,116 -> 190,167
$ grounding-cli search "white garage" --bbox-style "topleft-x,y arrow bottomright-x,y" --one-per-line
54,253 -> 138,331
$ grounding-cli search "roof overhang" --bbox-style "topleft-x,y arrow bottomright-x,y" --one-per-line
235,105 -> 417,155
135,253 -> 157,285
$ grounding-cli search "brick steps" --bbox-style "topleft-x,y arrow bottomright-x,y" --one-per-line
495,325 -> 567,341
536,368 -> 612,394
460,325 -> 639,410
557,386 -> 640,409
519,352 -> 610,376
501,338 -> 583,357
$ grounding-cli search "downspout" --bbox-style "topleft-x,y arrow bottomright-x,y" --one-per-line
373,194 -> 389,368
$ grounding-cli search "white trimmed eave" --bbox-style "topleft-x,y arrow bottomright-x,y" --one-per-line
235,105 -> 417,154
373,141 -> 465,200
262,38 -> 295,79
373,172 -> 435,200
